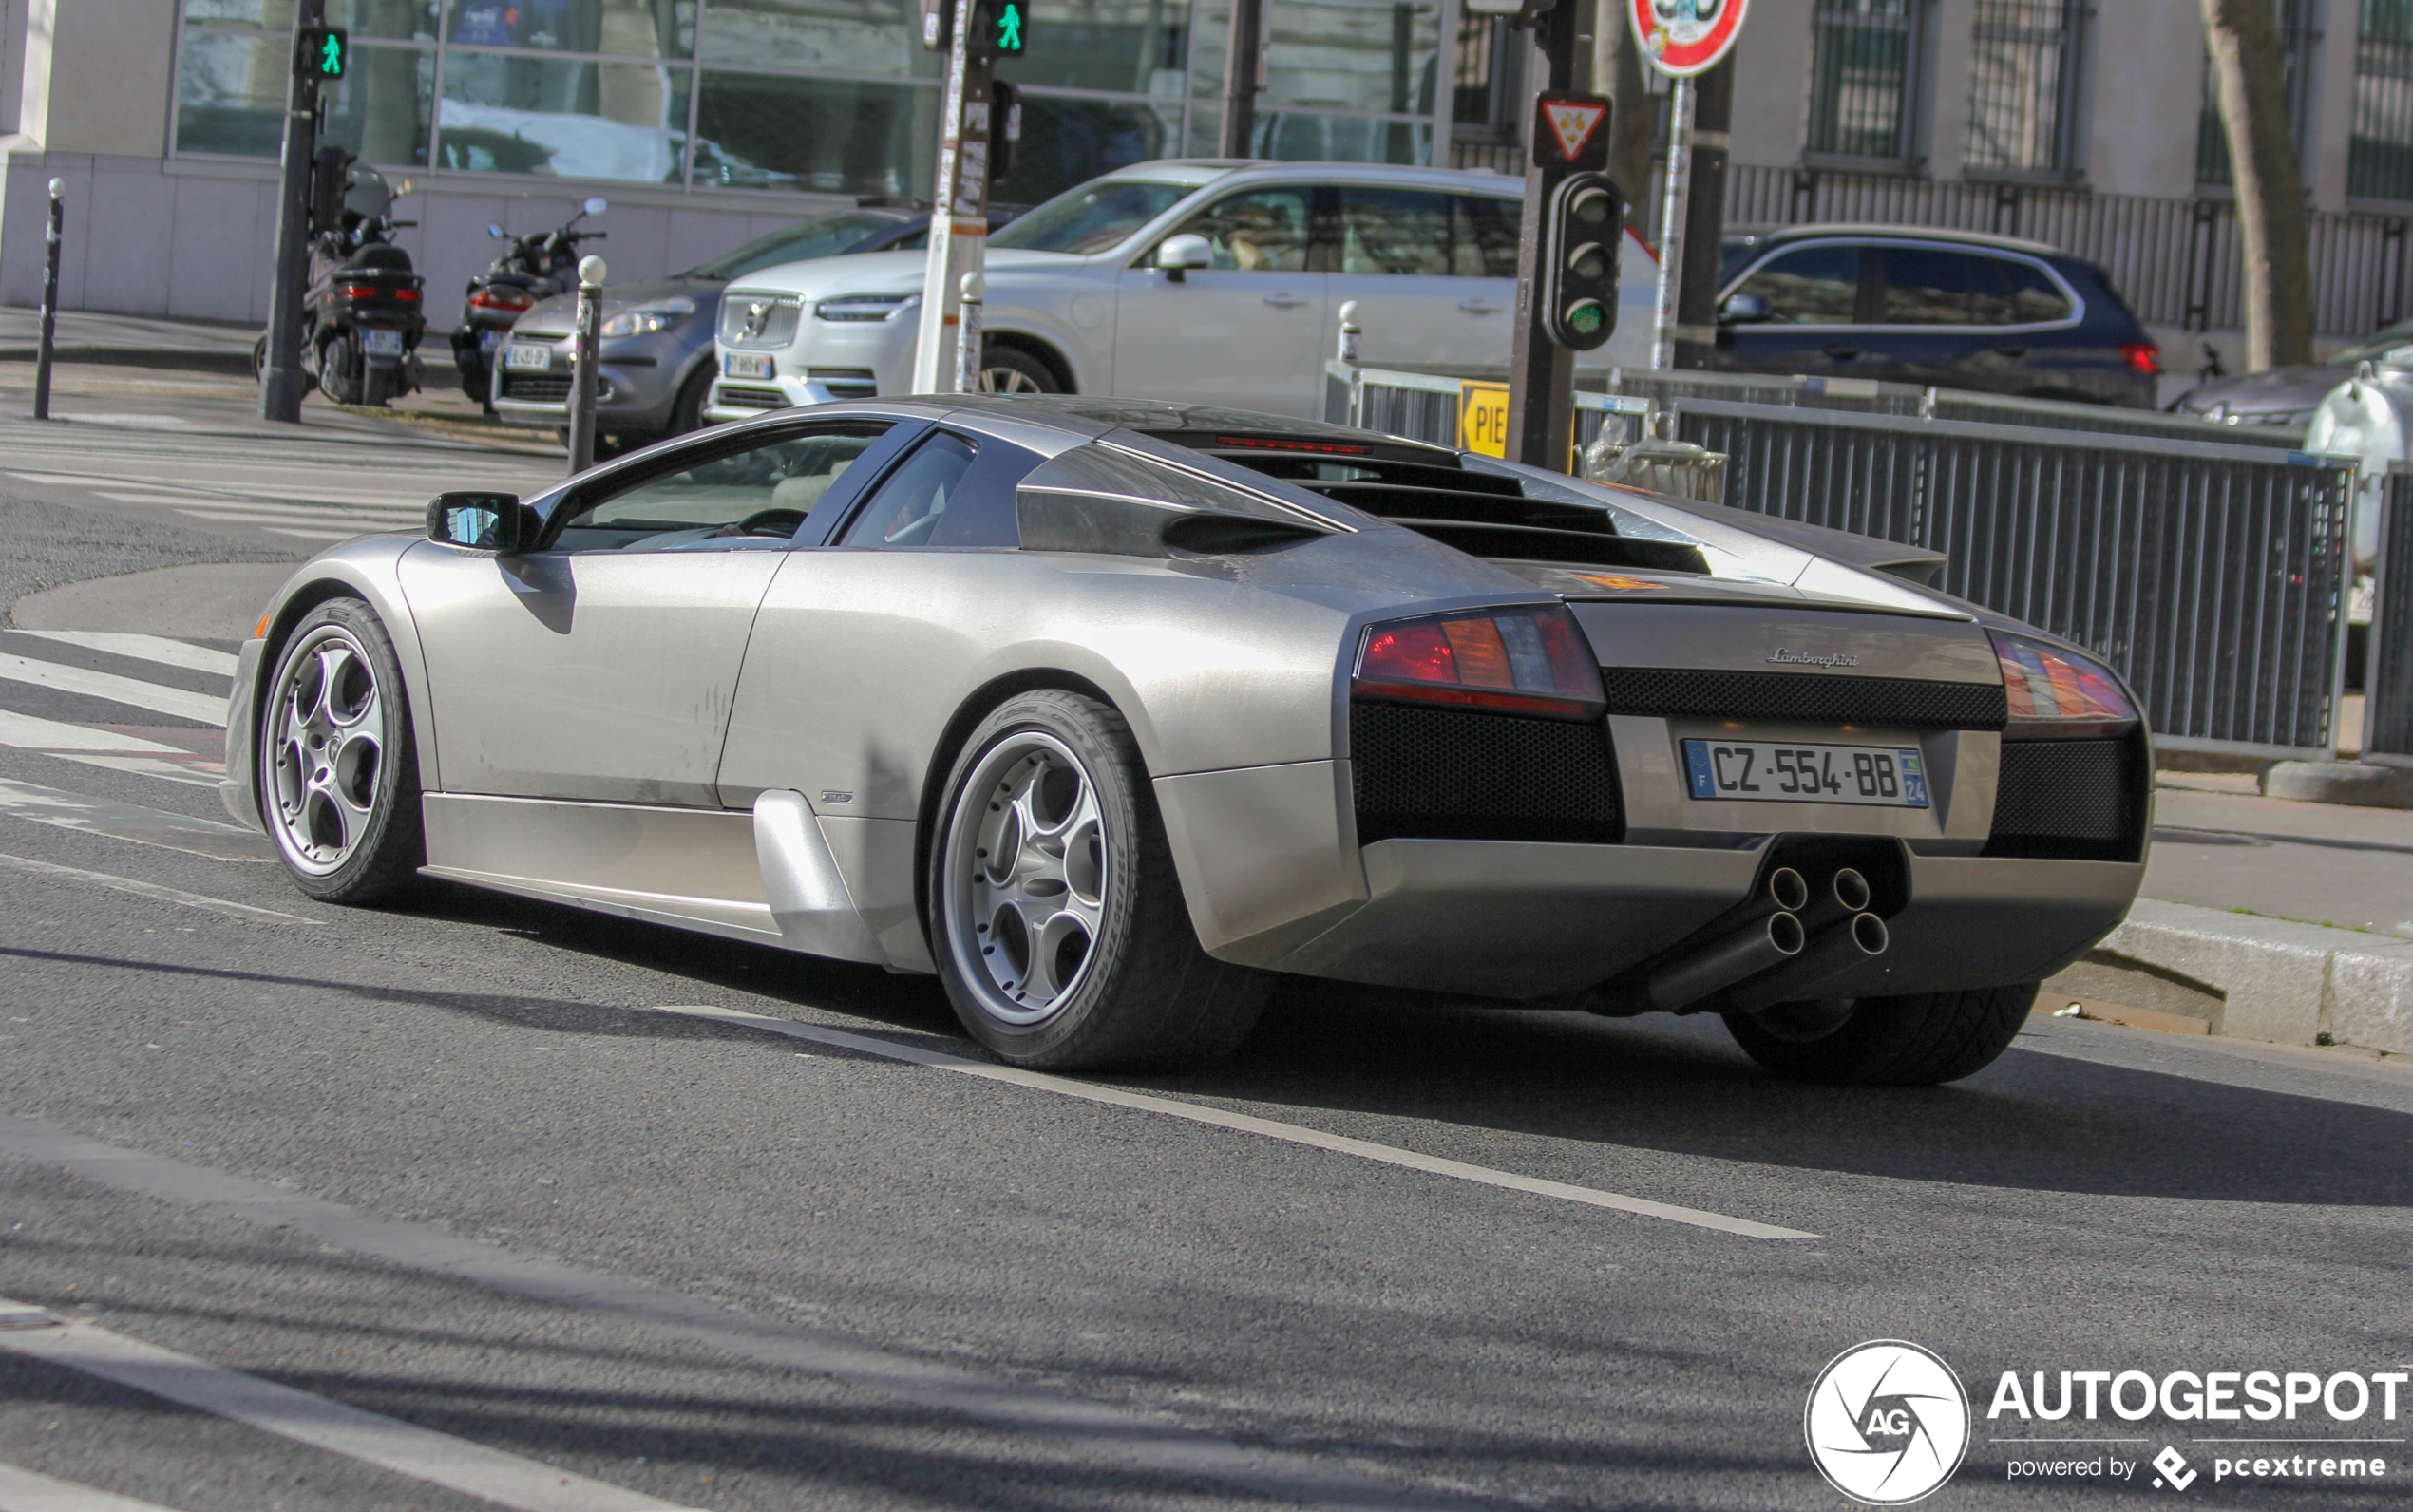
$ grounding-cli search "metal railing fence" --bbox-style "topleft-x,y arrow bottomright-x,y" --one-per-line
1332,363 -> 2357,757
2366,471 -> 2413,765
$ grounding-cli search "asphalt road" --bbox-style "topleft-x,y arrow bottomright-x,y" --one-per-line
1,387 -> 2409,1511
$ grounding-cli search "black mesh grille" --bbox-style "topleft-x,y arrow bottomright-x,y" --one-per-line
1601,668 -> 2008,729
500,373 -> 569,403
1984,736 -> 2147,862
1350,701 -> 1622,844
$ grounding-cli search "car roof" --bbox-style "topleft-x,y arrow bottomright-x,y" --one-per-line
1755,222 -> 2068,258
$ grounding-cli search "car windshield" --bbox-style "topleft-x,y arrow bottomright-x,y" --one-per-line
989,180 -> 1192,255
684,213 -> 903,279
2335,319 -> 2413,364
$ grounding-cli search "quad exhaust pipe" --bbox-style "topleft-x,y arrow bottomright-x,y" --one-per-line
1644,865 -> 1890,1014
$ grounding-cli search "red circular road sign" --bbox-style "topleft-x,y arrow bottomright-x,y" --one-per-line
1628,0 -> 1750,77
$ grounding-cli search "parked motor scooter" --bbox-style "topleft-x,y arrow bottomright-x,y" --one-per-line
251,149 -> 427,406
450,197 -> 607,406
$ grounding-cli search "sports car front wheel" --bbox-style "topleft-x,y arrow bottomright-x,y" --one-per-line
931,690 -> 1267,1070
1722,983 -> 2039,1086
258,597 -> 426,903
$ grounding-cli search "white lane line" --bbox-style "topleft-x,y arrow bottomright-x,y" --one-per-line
10,633 -> 238,678
0,852 -> 310,923
0,654 -> 225,727
38,755 -> 220,789
650,1004 -> 1817,1240
260,528 -> 372,541
0,1302 -> 703,1512
0,778 -> 269,863
0,1460 -> 186,1512
163,505 -> 420,524
0,709 -> 188,754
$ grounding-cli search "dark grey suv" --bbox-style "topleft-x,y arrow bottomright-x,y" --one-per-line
1714,225 -> 2161,407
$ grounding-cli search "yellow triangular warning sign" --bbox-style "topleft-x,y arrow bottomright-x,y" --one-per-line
1544,100 -> 1607,162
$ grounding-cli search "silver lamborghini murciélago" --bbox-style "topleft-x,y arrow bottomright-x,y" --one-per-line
223,396 -> 2149,1085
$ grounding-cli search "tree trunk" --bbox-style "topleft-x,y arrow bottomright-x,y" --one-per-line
2201,0 -> 2313,369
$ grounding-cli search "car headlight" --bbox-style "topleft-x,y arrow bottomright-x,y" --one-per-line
600,304 -> 690,338
1988,631 -> 2138,730
815,293 -> 920,323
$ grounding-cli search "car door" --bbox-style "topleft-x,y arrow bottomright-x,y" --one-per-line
397,417 -> 910,804
1112,185 -> 1328,416
1715,240 -> 1871,380
1324,187 -> 1516,369
1863,242 -> 1981,387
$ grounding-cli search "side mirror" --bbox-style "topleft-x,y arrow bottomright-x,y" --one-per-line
487,222 -> 506,238
1155,233 -> 1213,283
1720,292 -> 1771,325
428,492 -> 529,552
583,196 -> 609,216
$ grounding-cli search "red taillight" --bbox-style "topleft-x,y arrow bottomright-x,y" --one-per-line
394,287 -> 421,301
1988,631 -> 2138,727
336,282 -> 378,299
1355,604 -> 1604,719
2120,342 -> 2161,376
471,287 -> 537,312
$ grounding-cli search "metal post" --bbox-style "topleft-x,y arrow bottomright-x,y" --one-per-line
1671,59 -> 1731,371
1650,72 -> 1695,371
954,272 -> 985,392
33,179 -> 64,422
260,0 -> 326,423
911,0 -> 994,394
1506,0 -> 1585,471
567,255 -> 606,474
1220,0 -> 1265,158
1335,299 -> 1360,364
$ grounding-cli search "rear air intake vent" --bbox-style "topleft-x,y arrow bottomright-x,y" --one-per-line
1601,668 -> 2009,730
1984,735 -> 2147,862
1350,702 -> 1622,844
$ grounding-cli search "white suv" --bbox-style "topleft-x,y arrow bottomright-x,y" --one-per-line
704,161 -> 1657,423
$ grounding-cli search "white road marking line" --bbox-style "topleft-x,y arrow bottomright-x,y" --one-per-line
39,754 -> 220,789
0,778 -> 268,863
161,503 -> 421,523
176,513 -> 406,535
10,633 -> 238,678
0,852 -> 308,922
650,1004 -> 1818,1240
0,654 -> 225,727
260,527 -> 372,541
0,1302 -> 703,1512
0,709 -> 188,754
0,1460 -> 186,1512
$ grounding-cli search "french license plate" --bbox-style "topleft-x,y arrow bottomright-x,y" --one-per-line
724,351 -> 775,379
361,328 -> 404,357
1682,739 -> 1929,808
504,343 -> 554,371
478,328 -> 506,351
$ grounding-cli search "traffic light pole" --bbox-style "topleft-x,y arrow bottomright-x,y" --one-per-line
1505,0 -> 1584,470
1671,58 -> 1733,370
910,0 -> 995,394
1648,71 -> 1695,372
260,0 -> 326,423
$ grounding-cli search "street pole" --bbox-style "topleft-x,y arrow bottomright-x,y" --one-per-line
910,0 -> 995,394
567,255 -> 606,474
260,0 -> 326,423
33,179 -> 63,422
954,272 -> 985,392
1649,71 -> 1694,372
1506,0 -> 1586,470
1671,58 -> 1732,370
1219,0 -> 1264,158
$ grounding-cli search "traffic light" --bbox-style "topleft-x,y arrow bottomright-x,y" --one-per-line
992,0 -> 1027,54
295,26 -> 348,80
1540,172 -> 1621,350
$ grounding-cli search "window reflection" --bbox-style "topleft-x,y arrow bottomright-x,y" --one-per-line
693,72 -> 934,197
445,0 -> 694,59
1263,0 -> 1437,117
178,34 -> 431,161
437,56 -> 688,180
696,0 -> 935,76
996,0 -> 1188,98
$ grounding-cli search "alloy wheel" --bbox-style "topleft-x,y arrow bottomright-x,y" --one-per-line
943,730 -> 1110,1025
978,364 -> 1046,395
264,625 -> 387,876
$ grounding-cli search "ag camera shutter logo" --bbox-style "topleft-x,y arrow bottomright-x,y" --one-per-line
1806,1340 -> 1972,1504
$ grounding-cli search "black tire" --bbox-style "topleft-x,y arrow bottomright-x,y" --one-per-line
317,335 -> 362,406
251,333 -> 268,381
1722,982 -> 2039,1087
256,598 -> 426,904
978,344 -> 1061,395
667,364 -> 713,436
928,690 -> 1266,1069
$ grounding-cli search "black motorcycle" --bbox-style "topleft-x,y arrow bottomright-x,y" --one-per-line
252,149 -> 427,407
450,196 -> 607,406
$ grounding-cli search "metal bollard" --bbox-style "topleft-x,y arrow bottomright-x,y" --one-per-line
1335,299 -> 1359,365
34,179 -> 64,421
953,271 -> 984,394
566,254 -> 606,473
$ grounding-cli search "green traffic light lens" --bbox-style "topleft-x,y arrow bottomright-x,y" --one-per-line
1565,300 -> 1604,336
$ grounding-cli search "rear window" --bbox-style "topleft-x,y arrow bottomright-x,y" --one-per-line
1970,255 -> 2073,324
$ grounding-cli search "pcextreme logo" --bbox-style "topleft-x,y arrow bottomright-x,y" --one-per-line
1806,1340 -> 1972,1505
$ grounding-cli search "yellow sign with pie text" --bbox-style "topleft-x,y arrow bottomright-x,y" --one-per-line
1458,380 -> 1510,458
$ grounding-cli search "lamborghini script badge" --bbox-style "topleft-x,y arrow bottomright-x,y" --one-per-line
1768,648 -> 1860,669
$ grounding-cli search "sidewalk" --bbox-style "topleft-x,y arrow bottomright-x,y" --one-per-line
0,307 -> 260,374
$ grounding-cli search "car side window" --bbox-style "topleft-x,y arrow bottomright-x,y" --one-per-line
550,423 -> 891,552
1970,255 -> 2074,324
1876,246 -> 1974,326
833,429 -> 1041,550
1730,244 -> 1861,324
1337,188 -> 1452,275
1162,189 -> 1314,273
1450,196 -> 1523,278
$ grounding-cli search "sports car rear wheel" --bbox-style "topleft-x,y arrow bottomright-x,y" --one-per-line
932,690 -> 1266,1069
258,598 -> 425,903
1722,983 -> 2038,1086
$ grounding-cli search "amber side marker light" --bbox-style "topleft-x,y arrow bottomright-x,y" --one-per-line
1354,604 -> 1605,721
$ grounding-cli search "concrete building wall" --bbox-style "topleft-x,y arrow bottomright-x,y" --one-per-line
1727,1 -> 1812,172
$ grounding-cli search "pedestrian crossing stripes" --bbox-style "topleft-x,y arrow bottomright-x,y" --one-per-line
0,652 -> 227,726
0,634 -> 235,808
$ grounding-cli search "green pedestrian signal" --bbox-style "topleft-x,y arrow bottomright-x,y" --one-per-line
296,26 -> 348,80
994,0 -> 1025,54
